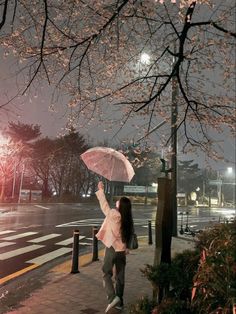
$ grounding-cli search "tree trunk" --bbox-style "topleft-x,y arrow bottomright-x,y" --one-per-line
154,177 -> 172,303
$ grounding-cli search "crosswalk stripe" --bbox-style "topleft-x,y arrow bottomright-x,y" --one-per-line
34,205 -> 50,210
0,242 -> 15,248
26,248 -> 72,265
27,234 -> 61,243
57,218 -> 152,228
55,236 -> 86,246
0,230 -> 15,235
0,244 -> 44,260
80,242 -> 92,246
2,232 -> 38,241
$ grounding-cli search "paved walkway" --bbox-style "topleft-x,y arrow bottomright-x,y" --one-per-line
5,237 -> 194,314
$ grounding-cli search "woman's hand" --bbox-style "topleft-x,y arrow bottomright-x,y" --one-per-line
98,181 -> 104,190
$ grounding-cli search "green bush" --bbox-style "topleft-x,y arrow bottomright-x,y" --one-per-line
153,298 -> 193,314
191,220 -> 236,313
170,249 -> 199,300
128,296 -> 157,314
141,250 -> 199,301
141,263 -> 172,291
131,220 -> 236,314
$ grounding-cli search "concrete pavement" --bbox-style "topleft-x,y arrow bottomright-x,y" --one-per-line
3,236 -> 194,314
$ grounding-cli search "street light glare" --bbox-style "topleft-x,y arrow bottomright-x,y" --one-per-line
0,135 -> 9,154
140,52 -> 150,64
0,135 -> 8,145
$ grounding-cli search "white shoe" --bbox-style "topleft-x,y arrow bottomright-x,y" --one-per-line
105,296 -> 121,313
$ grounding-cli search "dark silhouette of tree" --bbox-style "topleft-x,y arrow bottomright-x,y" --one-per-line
177,160 -> 202,201
31,128 -> 89,199
6,122 -> 41,144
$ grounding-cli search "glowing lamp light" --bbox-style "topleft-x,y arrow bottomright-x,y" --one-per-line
140,52 -> 150,64
0,135 -> 9,154
227,167 -> 233,175
0,135 -> 8,145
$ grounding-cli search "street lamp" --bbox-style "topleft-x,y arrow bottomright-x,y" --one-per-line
217,167 -> 235,208
136,48 -> 178,236
140,52 -> 151,65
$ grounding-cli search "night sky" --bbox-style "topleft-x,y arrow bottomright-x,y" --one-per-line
0,43 -> 235,173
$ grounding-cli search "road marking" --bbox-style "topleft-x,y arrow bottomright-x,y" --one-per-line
141,225 -> 153,229
0,230 -> 15,235
27,234 -> 61,243
34,205 -> 50,209
0,264 -> 38,285
56,218 -> 104,227
56,218 -> 147,228
26,248 -> 72,265
55,236 -> 86,246
0,242 -> 15,248
80,242 -> 92,246
0,244 -> 44,260
2,232 -> 38,240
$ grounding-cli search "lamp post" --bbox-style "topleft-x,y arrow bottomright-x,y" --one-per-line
137,49 -> 178,236
171,47 -> 178,236
18,163 -> 25,204
217,167 -> 235,208
11,161 -> 17,199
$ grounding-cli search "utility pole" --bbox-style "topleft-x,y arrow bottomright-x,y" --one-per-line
11,161 -> 17,199
18,163 -> 25,204
171,46 -> 178,237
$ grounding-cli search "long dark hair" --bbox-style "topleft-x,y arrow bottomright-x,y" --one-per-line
118,197 -> 134,244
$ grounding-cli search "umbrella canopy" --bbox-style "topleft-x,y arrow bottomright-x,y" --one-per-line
80,147 -> 135,182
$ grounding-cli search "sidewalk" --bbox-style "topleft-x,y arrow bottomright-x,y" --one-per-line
5,237 -> 194,314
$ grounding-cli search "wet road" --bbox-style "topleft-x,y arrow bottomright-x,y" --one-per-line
0,202 -> 235,284
0,202 -> 155,284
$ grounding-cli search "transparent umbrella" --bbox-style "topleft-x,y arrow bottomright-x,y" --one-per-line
80,147 -> 135,183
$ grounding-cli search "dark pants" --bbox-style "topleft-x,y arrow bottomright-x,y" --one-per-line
102,246 -> 126,303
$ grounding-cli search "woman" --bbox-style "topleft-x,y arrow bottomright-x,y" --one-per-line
96,181 -> 134,313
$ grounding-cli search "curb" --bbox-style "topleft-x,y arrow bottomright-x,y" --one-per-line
52,249 -> 105,274
51,236 -> 150,274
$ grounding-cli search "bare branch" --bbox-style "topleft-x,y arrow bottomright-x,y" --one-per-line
0,0 -> 8,30
190,21 -> 236,38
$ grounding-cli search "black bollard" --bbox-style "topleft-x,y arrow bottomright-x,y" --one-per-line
179,212 -> 184,234
92,226 -> 99,261
148,220 -> 153,245
71,229 -> 80,274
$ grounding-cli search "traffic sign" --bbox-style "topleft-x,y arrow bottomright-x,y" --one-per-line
124,185 -> 158,193
208,180 -> 222,186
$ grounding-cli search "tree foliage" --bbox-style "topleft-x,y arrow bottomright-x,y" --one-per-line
6,121 -> 41,143
31,128 -> 89,198
124,145 -> 162,186
177,159 -> 202,198
0,122 -> 90,200
0,0 -> 235,157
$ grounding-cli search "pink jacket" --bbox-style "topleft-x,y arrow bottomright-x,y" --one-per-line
95,189 -> 126,252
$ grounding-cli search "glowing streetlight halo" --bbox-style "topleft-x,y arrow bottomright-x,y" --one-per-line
227,167 -> 233,175
140,52 -> 150,65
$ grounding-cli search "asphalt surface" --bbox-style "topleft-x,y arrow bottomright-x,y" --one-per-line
0,202 -> 235,285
